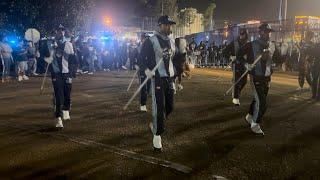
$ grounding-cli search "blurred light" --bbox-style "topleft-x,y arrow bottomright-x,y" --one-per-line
224,31 -> 228,38
295,16 -> 320,20
6,35 -> 19,47
101,36 -> 110,40
103,16 -> 113,26
247,20 -> 261,25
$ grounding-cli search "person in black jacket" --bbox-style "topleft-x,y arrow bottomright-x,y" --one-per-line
223,28 -> 249,106
238,23 -> 281,135
136,33 -> 151,112
50,25 -> 75,129
310,42 -> 320,101
298,33 -> 313,91
173,37 -> 187,91
139,15 -> 176,151
302,31 -> 320,101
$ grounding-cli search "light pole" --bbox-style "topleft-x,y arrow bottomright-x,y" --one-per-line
284,0 -> 288,20
161,0 -> 164,16
278,0 -> 288,41
279,0 -> 288,21
279,0 -> 283,22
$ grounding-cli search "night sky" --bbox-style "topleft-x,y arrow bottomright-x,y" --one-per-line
181,0 -> 320,22
98,0 -> 320,24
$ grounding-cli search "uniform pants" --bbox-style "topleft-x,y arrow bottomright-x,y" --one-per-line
151,77 -> 174,136
140,72 -> 151,106
52,73 -> 72,118
249,77 -> 270,124
232,63 -> 247,99
129,57 -> 136,70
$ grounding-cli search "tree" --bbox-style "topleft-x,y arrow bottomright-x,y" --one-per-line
133,0 -> 179,31
134,0 -> 178,17
203,1 -> 216,31
178,8 -> 197,27
162,0 -> 178,17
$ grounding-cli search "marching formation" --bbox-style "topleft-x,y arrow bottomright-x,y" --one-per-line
1,15 -> 320,152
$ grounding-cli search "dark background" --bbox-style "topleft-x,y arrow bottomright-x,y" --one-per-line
99,0 -> 320,23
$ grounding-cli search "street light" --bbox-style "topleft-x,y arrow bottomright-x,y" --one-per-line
103,16 -> 112,27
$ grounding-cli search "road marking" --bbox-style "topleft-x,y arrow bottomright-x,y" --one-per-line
0,123 -> 193,174
81,93 -> 94,98
0,95 -> 16,100
212,175 -> 228,180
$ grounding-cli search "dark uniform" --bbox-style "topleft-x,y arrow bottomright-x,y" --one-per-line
137,34 -> 151,110
173,38 -> 187,90
306,42 -> 320,100
311,45 -> 320,101
139,15 -> 177,150
140,31 -> 175,136
50,26 -> 74,128
238,23 -> 281,135
223,29 -> 249,105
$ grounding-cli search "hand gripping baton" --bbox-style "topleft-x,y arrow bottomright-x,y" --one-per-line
224,49 -> 269,96
123,60 -> 163,110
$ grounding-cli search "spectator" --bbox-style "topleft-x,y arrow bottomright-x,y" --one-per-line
16,41 -> 29,82
128,41 -> 139,70
27,41 -> 38,76
75,35 -> 85,74
83,38 -> 95,75
0,36 -> 14,83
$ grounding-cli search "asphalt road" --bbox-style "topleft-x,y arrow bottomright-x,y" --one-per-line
0,69 -> 319,179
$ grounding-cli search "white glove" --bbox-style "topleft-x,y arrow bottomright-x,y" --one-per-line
245,63 -> 254,71
263,48 -> 270,52
44,51 -> 54,64
230,56 -> 236,62
145,69 -> 155,79
44,56 -> 53,64
36,51 -> 40,58
134,65 -> 140,71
